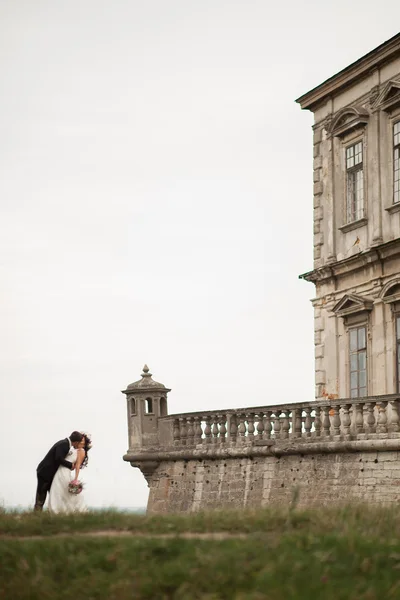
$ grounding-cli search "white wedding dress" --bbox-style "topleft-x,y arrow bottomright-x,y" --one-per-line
48,447 -> 87,514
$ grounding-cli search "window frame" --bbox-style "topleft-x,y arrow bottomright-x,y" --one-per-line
345,140 -> 365,224
394,120 -> 400,205
396,313 -> 400,393
348,324 -> 368,398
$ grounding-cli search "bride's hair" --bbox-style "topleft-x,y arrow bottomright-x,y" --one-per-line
80,433 -> 92,469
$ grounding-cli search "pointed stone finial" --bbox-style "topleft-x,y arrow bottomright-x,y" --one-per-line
124,365 -> 170,392
142,364 -> 151,378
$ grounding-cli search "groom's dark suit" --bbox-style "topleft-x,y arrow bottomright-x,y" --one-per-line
34,438 -> 74,511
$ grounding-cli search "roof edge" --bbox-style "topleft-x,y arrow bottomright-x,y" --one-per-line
296,32 -> 400,111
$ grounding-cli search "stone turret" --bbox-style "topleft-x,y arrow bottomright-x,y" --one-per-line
122,365 -> 170,450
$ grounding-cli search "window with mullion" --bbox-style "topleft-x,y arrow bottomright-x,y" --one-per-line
346,141 -> 364,223
394,122 -> 400,204
349,326 -> 367,398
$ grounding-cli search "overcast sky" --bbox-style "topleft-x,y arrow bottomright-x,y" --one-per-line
1,1 -> 399,510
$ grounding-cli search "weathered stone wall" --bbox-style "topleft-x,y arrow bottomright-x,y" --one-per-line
147,450 -> 400,513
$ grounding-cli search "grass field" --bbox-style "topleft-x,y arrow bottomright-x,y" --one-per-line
1,505 -> 400,599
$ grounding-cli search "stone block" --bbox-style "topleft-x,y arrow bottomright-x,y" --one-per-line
315,370 -> 326,384
314,316 -> 324,331
314,232 -> 324,246
313,181 -> 323,196
313,169 -> 320,183
314,246 -> 321,260
313,155 -> 323,170
314,206 -> 323,221
313,128 -> 323,144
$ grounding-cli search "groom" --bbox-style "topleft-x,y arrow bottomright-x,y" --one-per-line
34,431 -> 84,511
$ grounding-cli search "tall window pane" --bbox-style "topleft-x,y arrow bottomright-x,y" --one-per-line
397,316 -> 400,392
346,142 -> 364,222
394,122 -> 400,204
349,325 -> 367,398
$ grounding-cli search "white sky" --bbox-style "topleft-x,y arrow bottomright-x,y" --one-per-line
1,1 -> 399,509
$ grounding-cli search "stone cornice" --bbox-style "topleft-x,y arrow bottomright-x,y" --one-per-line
332,293 -> 373,317
124,437 -> 400,464
299,238 -> 400,284
296,33 -> 400,112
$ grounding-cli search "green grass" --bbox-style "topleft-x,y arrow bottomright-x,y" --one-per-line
1,506 -> 400,599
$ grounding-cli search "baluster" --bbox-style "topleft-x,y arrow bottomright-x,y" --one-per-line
331,406 -> 340,436
389,400 -> 400,433
314,407 -> 321,437
376,401 -> 388,434
180,417 -> 188,445
293,408 -> 302,438
173,419 -> 180,445
340,404 -> 351,437
281,410 -> 290,439
264,411 -> 272,439
322,406 -> 331,436
304,407 -> 312,437
229,413 -> 238,443
354,403 -> 365,434
187,417 -> 195,445
273,411 -> 281,439
194,416 -> 203,443
238,414 -> 246,442
204,415 -> 212,443
256,412 -> 264,438
219,415 -> 227,443
212,418 -> 219,443
365,403 -> 376,434
247,413 -> 255,440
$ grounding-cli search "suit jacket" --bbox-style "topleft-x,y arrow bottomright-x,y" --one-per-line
36,438 -> 74,483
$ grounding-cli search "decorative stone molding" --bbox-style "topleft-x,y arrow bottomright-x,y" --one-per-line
332,293 -> 373,317
385,202 -> 400,215
338,217 -> 368,233
299,238 -> 400,284
380,278 -> 400,303
372,79 -> 400,112
130,460 -> 160,485
369,85 -> 380,105
329,106 -> 369,138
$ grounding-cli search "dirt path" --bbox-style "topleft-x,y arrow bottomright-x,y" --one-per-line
0,531 -> 249,541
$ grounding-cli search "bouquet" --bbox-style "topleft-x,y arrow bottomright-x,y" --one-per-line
68,480 -> 84,495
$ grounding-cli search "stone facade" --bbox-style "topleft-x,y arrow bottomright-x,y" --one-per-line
122,366 -> 400,513
147,450 -> 400,513
123,35 -> 400,514
297,33 -> 400,401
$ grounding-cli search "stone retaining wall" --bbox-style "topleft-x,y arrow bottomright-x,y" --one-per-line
146,448 -> 400,513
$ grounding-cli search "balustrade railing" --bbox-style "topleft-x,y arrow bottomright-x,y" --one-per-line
159,395 -> 400,449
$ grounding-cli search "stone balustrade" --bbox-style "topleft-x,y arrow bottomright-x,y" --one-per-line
158,395 -> 400,449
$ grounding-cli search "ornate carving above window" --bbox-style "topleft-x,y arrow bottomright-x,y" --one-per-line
381,279 -> 400,303
332,293 -> 373,317
374,80 -> 400,112
329,106 -> 369,138
372,80 -> 400,112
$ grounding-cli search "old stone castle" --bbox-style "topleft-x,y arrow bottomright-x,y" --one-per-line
123,33 -> 400,513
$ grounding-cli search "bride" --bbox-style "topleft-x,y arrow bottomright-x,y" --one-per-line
48,432 -> 92,514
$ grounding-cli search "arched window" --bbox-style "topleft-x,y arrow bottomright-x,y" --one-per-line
145,397 -> 153,414
130,397 -> 136,416
160,397 -> 168,417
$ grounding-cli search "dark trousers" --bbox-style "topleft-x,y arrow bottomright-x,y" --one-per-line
34,476 -> 51,511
